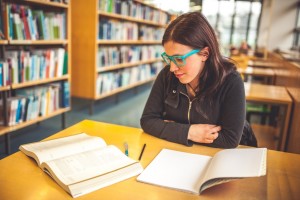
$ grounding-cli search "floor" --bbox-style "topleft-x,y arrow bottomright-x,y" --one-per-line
0,83 -> 152,159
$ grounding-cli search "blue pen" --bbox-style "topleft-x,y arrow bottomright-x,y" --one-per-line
124,142 -> 129,156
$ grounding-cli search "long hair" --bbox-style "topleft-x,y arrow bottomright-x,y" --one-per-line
162,12 -> 236,104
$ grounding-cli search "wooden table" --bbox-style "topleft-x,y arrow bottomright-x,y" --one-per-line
1,120 -> 300,200
244,83 -> 292,151
238,67 -> 275,84
248,60 -> 282,69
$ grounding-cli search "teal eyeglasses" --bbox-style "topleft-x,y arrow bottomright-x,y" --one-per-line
161,49 -> 200,67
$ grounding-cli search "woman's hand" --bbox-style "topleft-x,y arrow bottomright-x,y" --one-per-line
187,124 -> 221,143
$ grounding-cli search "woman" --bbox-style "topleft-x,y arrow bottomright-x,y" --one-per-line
140,12 -> 248,148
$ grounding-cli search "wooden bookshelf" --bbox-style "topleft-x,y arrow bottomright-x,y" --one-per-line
23,0 -> 69,8
11,75 -> 69,89
72,0 -> 170,114
0,107 -> 70,137
97,58 -> 162,72
8,39 -> 68,45
98,11 -> 167,27
0,0 -> 72,154
96,77 -> 156,100
0,86 -> 10,92
0,40 -> 8,44
97,40 -> 161,45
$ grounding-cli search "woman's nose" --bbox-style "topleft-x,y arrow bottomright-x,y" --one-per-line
169,62 -> 179,72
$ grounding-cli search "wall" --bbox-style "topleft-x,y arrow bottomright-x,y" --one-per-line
257,0 -> 298,51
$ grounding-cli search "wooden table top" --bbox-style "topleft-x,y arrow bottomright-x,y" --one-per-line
248,60 -> 282,68
1,120 -> 300,200
238,67 -> 275,77
244,82 -> 292,104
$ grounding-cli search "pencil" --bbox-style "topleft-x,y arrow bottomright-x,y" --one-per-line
138,143 -> 146,161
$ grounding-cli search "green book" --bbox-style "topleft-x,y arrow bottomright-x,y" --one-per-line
62,52 -> 68,75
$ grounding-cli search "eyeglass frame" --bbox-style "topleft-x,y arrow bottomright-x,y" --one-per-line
161,49 -> 201,67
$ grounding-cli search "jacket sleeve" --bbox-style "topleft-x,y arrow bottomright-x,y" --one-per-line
208,73 -> 246,148
140,68 -> 191,146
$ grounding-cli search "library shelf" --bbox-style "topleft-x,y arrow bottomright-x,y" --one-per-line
98,11 -> 167,27
11,75 -> 70,89
0,107 -> 71,137
0,0 -> 72,155
0,40 -> 8,44
23,0 -> 69,8
97,58 -> 162,72
97,40 -> 161,45
96,76 -> 156,100
72,0 -> 170,114
0,86 -> 10,92
8,39 -> 69,45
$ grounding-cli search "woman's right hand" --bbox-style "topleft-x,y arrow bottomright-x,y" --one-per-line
187,124 -> 221,143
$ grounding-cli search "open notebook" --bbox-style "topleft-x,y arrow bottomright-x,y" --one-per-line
137,148 -> 267,194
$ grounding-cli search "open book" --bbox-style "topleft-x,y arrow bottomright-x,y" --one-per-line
19,133 -> 143,198
137,148 -> 267,194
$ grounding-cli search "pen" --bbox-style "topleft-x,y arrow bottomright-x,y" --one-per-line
124,142 -> 129,156
138,143 -> 146,161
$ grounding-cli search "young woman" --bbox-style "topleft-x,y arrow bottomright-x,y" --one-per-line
140,12 -> 248,148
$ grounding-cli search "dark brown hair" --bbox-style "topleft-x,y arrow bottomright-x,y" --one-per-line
162,12 -> 236,102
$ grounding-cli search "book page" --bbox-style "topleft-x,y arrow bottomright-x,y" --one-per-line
201,148 -> 267,187
20,133 -> 107,165
137,149 -> 212,194
42,145 -> 138,186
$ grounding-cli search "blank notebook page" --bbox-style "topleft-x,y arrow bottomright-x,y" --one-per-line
137,149 -> 211,193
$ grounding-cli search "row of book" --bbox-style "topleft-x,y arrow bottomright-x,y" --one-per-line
96,62 -> 163,95
49,0 -> 69,4
35,0 -> 69,3
7,3 -> 66,40
99,18 -> 164,40
0,0 -> 4,39
99,18 -> 138,40
0,81 -> 70,126
99,0 -> 170,24
0,48 -> 68,86
139,25 -> 164,41
97,45 -> 163,68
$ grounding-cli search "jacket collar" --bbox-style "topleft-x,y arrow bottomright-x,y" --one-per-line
164,77 -> 188,108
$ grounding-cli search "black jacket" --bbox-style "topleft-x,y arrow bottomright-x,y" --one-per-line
140,66 -> 246,148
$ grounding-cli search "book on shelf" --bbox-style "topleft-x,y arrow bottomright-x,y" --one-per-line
60,81 -> 70,108
137,148 -> 267,194
19,133 -> 143,198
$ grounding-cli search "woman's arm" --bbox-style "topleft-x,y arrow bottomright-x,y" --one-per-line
140,68 -> 191,146
208,73 -> 246,148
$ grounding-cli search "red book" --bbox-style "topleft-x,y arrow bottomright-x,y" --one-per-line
20,6 -> 31,40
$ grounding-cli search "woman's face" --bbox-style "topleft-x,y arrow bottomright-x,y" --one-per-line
163,41 -> 207,87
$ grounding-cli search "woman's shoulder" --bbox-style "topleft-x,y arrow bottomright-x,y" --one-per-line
221,69 -> 244,90
225,69 -> 243,83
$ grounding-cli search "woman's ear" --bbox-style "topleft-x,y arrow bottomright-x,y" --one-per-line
199,47 -> 209,62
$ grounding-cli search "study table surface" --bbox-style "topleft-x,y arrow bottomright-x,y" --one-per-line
238,67 -> 275,84
248,60 -> 282,68
1,120 -> 299,200
244,83 -> 292,151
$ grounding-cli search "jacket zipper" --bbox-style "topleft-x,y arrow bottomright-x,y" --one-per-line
180,92 -> 197,124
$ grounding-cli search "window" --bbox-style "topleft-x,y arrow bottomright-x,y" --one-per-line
202,0 -> 262,56
292,1 -> 300,50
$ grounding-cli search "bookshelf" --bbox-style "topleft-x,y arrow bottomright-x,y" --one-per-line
71,0 -> 170,114
0,0 -> 72,154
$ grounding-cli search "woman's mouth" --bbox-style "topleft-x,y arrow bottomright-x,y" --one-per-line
175,73 -> 184,79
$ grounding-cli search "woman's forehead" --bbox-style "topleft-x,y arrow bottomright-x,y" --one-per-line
163,41 -> 192,55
